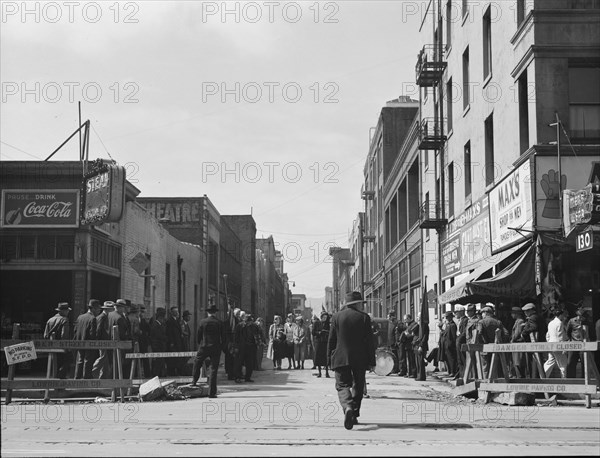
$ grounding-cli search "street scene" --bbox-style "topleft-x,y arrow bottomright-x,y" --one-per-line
1,0 -> 600,456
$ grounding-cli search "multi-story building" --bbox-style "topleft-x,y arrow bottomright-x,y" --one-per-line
328,246 -> 351,311
417,1 -> 600,323
256,236 -> 286,322
361,97 -> 419,317
324,286 -> 333,314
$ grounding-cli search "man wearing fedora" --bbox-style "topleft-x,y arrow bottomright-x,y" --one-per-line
44,302 -> 72,378
191,303 -> 226,397
73,299 -> 102,379
93,301 -> 114,379
328,291 -> 375,430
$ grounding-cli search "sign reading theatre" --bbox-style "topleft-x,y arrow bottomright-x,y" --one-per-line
1,189 -> 79,228
81,160 -> 126,225
488,160 -> 533,254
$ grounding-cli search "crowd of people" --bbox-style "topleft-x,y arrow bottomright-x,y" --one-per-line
383,301 -> 599,382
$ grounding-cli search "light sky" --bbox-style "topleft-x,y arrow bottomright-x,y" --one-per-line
1,1 -> 423,307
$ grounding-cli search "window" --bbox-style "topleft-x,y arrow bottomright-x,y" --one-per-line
446,1 -> 452,50
182,270 -> 186,306
485,114 -> 495,186
399,179 -> 408,239
516,0 -> 526,26
446,78 -> 454,132
518,71 -> 530,154
448,162 -> 455,218
165,263 -> 171,303
144,254 -> 152,298
425,192 -> 430,240
464,141 -> 472,200
483,7 -> 492,79
569,66 -> 600,141
462,47 -> 470,110
408,160 -> 420,228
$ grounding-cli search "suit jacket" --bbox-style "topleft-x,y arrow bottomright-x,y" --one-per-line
166,316 -> 184,351
107,311 -> 129,340
416,322 -> 429,352
196,315 -> 226,352
44,314 -> 70,339
96,312 -> 110,340
73,311 -> 96,340
150,319 -> 168,352
327,306 -> 375,370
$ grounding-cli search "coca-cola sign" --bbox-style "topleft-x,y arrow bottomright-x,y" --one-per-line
1,190 -> 79,228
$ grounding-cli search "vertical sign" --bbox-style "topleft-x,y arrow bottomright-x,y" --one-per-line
81,160 -> 126,225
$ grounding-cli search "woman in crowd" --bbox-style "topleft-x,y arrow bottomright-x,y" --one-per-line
284,314 -> 296,369
268,315 -> 286,369
255,317 -> 267,371
293,316 -> 308,369
312,311 -> 331,377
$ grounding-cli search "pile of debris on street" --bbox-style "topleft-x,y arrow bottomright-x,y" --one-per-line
138,376 -> 209,402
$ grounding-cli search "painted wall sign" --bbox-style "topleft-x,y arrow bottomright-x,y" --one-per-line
0,189 -> 79,228
81,160 -> 126,225
138,200 -> 203,224
441,232 -> 461,280
488,160 -> 533,254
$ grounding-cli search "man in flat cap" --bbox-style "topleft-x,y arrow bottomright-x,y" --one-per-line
509,306 -> 526,378
520,302 -> 546,378
44,302 -> 72,378
74,299 -> 101,379
328,291 -> 375,430
454,305 -> 468,380
191,303 -> 226,397
93,301 -> 114,379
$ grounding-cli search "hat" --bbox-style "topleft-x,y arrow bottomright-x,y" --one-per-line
481,306 -> 493,314
320,310 -> 329,317
345,291 -> 366,306
511,306 -> 524,314
206,304 -> 218,313
115,299 -> 127,307
102,301 -> 115,309
522,303 -> 535,312
55,302 -> 71,311
485,302 -> 495,309
88,299 -> 101,308
128,304 -> 139,313
139,305 -> 146,312
183,310 -> 191,317
444,311 -> 454,318
455,305 -> 465,312
295,315 -> 303,321
466,304 -> 476,311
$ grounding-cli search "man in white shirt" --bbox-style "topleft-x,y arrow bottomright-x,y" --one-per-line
543,308 -> 569,378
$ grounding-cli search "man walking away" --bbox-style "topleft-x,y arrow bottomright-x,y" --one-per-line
191,304 -> 226,398
43,302 -> 72,378
74,299 -> 101,379
328,291 -> 375,430
150,308 -> 168,377
93,301 -> 113,379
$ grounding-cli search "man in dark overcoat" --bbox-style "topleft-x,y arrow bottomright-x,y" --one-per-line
73,299 -> 101,379
328,291 -> 375,430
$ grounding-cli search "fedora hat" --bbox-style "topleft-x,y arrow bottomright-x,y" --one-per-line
522,303 -> 536,312
55,302 -> 71,311
115,299 -> 127,307
102,301 -> 115,309
88,299 -> 101,309
344,291 -> 366,306
206,304 -> 218,313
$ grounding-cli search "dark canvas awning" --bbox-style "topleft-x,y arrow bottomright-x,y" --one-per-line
438,242 -> 536,305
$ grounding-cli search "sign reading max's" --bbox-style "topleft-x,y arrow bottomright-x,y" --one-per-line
1,189 -> 79,228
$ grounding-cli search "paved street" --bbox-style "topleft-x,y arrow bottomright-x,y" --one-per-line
2,363 -> 599,456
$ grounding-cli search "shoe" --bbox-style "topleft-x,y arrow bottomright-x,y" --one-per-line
398,373 -> 407,377
344,408 -> 355,430
316,374 -> 322,378
432,368 -> 439,373
208,394 -> 217,398
235,378 -> 243,383
301,364 -> 305,369
353,417 -> 359,425
245,379 -> 254,383
277,366 -> 282,370
325,373 -> 330,378
228,376 -> 235,380
311,366 -> 316,370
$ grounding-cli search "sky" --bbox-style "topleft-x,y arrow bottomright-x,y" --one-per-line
1,1 -> 423,307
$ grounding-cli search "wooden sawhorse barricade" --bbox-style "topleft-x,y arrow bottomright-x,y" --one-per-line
1,325 -> 133,404
477,340 -> 600,408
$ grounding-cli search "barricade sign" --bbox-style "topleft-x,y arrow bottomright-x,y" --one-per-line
4,341 -> 37,365
1,339 -> 132,350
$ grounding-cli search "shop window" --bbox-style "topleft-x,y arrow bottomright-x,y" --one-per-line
19,236 -> 36,259
569,66 -> 600,141
1,236 -> 17,261
56,236 -> 74,260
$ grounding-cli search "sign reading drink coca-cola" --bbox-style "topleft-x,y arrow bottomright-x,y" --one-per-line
1,189 -> 79,228
80,159 -> 126,225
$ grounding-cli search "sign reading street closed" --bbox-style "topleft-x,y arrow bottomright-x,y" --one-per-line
4,341 -> 37,365
81,160 -> 126,225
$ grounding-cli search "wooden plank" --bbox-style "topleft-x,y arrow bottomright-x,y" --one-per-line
125,351 -> 196,359
130,377 -> 206,385
482,341 -> 599,353
1,339 -> 132,350
2,379 -> 134,390
479,382 -> 599,394
453,380 -> 479,396
490,378 -> 597,385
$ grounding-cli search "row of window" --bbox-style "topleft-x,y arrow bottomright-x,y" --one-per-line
1,234 -> 75,261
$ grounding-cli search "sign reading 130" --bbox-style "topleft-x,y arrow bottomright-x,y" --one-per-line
576,228 -> 593,252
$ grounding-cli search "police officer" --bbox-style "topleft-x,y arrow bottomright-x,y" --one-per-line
191,303 -> 226,398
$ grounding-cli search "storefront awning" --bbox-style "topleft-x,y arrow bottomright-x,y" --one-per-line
438,242 -> 536,305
